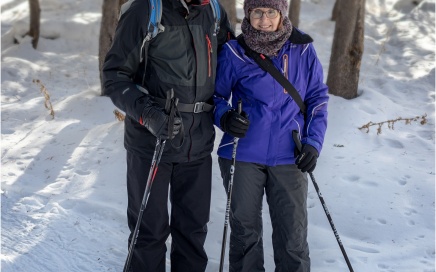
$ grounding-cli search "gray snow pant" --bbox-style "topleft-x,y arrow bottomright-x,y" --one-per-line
219,158 -> 310,272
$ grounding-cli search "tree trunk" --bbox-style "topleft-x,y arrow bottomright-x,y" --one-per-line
220,0 -> 237,28
326,0 -> 365,99
28,0 -> 40,49
98,0 -> 127,94
331,0 -> 340,21
288,0 -> 301,28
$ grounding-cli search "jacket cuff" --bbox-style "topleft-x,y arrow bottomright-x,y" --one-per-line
301,137 -> 321,154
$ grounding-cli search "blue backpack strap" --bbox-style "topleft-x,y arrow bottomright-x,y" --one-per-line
147,0 -> 165,41
139,0 -> 164,63
209,0 -> 221,35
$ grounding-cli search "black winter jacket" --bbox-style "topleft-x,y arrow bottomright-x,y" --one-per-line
102,0 -> 234,162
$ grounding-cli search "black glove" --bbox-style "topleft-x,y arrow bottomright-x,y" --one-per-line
296,144 -> 318,173
140,100 -> 182,140
220,110 -> 250,138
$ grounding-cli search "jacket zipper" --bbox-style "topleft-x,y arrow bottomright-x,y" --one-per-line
206,34 -> 212,77
282,54 -> 288,93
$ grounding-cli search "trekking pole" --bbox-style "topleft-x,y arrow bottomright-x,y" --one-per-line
123,137 -> 165,272
219,100 -> 242,272
292,130 -> 354,272
123,90 -> 177,272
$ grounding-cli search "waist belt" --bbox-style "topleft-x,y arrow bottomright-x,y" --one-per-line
154,97 -> 214,113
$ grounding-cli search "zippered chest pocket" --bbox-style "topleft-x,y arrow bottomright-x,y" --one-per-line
206,34 -> 213,78
205,33 -> 218,83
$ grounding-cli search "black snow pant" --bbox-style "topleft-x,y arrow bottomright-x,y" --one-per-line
126,151 -> 212,272
219,158 -> 310,272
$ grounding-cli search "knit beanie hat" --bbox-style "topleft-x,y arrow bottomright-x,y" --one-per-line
241,0 -> 293,56
244,0 -> 289,19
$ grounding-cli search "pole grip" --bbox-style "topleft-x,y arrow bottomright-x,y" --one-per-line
164,89 -> 174,113
292,130 -> 302,152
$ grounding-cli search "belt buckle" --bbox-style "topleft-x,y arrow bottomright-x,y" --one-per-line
193,102 -> 204,113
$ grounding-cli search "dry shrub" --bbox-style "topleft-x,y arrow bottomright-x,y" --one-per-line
359,114 -> 427,134
114,109 -> 125,121
33,79 -> 54,119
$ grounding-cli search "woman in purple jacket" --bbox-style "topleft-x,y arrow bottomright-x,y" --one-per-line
213,0 -> 329,270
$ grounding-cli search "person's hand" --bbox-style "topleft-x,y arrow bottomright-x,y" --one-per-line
140,101 -> 182,140
220,110 -> 250,138
296,144 -> 318,173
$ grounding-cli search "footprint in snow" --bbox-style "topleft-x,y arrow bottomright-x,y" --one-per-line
359,104 -> 377,115
350,245 -> 380,254
75,169 -> 91,176
362,180 -> 379,187
342,175 -> 360,183
383,138 -> 405,149
404,208 -> 418,216
378,263 -> 389,269
307,202 -> 316,209
398,178 -> 407,186
377,218 -> 387,225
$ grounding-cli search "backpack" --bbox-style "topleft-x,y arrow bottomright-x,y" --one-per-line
120,0 -> 221,67
120,0 -> 221,43
119,0 -> 222,86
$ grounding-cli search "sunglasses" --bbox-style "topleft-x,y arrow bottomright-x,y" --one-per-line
250,9 -> 280,19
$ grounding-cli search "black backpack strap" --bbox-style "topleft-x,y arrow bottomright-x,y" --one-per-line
236,35 -> 306,115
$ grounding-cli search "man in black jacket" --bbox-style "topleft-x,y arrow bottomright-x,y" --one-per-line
102,0 -> 234,271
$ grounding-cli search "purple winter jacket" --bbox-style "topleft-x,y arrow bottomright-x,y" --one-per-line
213,30 -> 329,167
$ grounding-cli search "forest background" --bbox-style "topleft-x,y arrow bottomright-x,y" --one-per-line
1,0 -> 435,271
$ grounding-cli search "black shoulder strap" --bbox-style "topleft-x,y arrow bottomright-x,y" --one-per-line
236,35 -> 306,115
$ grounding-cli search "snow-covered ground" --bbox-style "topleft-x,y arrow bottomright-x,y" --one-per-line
1,0 -> 435,271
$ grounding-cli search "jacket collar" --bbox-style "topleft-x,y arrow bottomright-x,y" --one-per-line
289,27 -> 313,44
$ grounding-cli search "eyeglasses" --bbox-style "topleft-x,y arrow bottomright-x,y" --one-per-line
250,9 -> 280,19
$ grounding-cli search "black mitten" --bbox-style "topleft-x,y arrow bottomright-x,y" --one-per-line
220,110 -> 250,138
296,144 -> 318,173
140,99 -> 182,140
